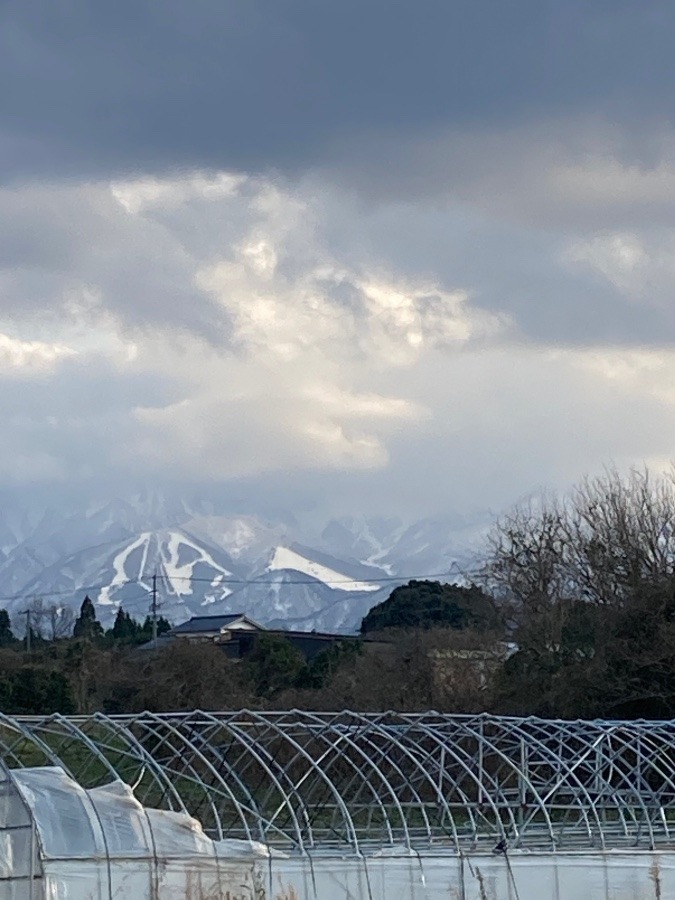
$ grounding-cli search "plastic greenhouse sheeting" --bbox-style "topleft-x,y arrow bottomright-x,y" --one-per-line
3,766 -> 267,899
268,851 -> 675,899
2,766 -> 675,898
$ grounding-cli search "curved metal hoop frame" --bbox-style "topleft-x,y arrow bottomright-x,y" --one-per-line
1,711 -> 673,854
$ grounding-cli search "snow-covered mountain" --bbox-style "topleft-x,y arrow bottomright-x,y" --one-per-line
0,494 -> 489,633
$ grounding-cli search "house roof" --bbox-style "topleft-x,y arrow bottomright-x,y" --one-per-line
171,614 -> 263,635
265,629 -> 385,643
137,634 -> 176,651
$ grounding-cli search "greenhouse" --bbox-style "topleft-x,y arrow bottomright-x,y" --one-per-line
1,710 -> 675,898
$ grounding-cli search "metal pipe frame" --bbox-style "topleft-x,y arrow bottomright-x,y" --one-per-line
0,711 -> 673,855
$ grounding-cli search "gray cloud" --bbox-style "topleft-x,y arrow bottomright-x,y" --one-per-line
0,2 -> 674,521
307,167 -> 675,347
1,1 -> 675,183
0,169 -> 671,521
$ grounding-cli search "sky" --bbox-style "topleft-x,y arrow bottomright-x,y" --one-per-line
2,0 -> 675,521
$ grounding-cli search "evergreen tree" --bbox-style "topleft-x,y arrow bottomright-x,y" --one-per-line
295,640 -> 362,690
360,580 -> 498,634
8,668 -> 75,715
0,610 -> 15,647
111,608 -> 139,642
141,615 -> 171,639
73,596 -> 104,641
245,634 -> 306,697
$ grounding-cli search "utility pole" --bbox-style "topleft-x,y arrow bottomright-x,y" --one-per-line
21,608 -> 31,653
151,573 -> 158,648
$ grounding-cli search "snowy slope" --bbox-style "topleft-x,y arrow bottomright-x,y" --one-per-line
320,514 -> 488,580
6,529 -> 244,627
267,546 -> 381,592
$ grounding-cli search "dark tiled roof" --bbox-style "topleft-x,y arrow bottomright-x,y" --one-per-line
137,634 -> 175,651
171,614 -> 247,635
266,629 -> 359,641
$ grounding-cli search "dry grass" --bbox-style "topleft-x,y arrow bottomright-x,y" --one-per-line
275,885 -> 299,900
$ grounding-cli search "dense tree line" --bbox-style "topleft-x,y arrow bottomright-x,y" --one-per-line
3,467 -> 675,718
0,588 -> 503,715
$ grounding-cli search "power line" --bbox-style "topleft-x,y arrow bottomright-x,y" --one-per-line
112,592 -> 155,610
158,570 -> 471,586
0,567 -> 482,610
0,581 -> 138,604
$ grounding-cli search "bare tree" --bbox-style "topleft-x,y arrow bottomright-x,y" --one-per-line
25,598 -> 48,640
486,468 -> 675,600
483,493 -> 571,652
566,467 -> 675,606
483,466 -> 675,653
24,598 -> 75,640
48,605 -> 75,640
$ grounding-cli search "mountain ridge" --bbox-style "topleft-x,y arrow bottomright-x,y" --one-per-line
0,496 -> 489,634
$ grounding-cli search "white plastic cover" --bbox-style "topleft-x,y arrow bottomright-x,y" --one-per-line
0,770 -> 40,900
4,767 -> 675,899
269,851 -> 675,899
10,767 -> 266,899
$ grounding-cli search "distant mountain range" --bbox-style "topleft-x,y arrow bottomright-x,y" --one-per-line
0,493 -> 490,633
